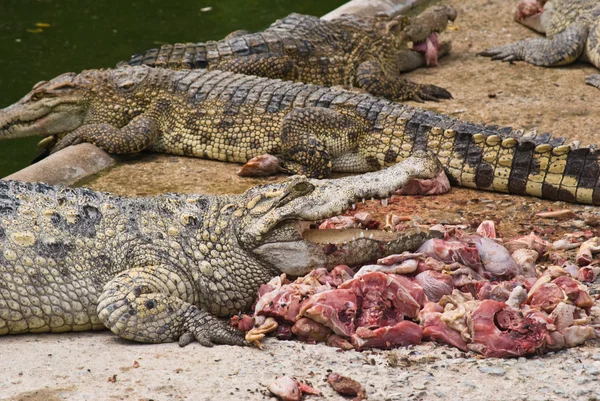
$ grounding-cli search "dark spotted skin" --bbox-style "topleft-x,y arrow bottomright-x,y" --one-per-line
121,8 -> 457,102
0,155 -> 445,344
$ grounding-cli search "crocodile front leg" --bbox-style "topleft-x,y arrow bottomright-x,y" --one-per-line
97,265 -> 245,346
278,107 -> 370,178
479,23 -> 588,66
355,60 -> 452,102
51,114 -> 160,154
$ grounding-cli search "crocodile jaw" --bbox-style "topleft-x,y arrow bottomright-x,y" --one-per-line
0,73 -> 87,140
246,154 -> 443,275
253,225 -> 436,276
0,100 -> 86,140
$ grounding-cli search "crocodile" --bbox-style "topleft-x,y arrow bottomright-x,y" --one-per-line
120,7 -> 457,102
479,0 -> 600,89
0,155 -> 441,344
2,65 -> 600,205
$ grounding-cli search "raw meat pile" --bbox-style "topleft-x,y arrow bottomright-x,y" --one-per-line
234,220 -> 598,358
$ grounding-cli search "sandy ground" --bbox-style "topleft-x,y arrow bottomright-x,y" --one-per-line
2,0 -> 600,400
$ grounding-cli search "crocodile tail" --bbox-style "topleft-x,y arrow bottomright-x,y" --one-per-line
122,42 -> 209,69
418,118 -> 600,204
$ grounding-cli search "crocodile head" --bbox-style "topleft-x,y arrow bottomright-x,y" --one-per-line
404,5 -> 457,67
0,66 -> 154,155
0,72 -> 88,141
234,154 -> 444,276
514,0 -> 553,33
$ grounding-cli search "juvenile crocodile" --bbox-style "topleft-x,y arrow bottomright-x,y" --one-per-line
1,65 -> 600,204
121,7 -> 457,102
0,156 -> 441,344
479,0 -> 600,89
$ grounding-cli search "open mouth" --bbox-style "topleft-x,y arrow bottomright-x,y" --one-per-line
411,32 -> 441,66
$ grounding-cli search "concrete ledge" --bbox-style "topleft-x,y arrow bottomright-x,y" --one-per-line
6,0 -> 428,186
323,0 -> 424,19
4,143 -> 116,186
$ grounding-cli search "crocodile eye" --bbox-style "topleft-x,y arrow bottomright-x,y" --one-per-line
292,182 -> 314,195
118,80 -> 136,90
30,92 -> 44,102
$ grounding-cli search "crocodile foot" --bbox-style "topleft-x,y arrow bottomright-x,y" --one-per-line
411,82 -> 453,102
585,74 -> 600,89
479,44 -> 522,63
179,309 -> 248,347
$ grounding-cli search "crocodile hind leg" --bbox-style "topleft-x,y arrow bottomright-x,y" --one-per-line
277,107 -> 369,178
215,53 -> 297,80
97,265 -> 246,346
51,114 -> 160,154
355,60 -> 452,102
479,23 -> 588,66
584,21 -> 600,89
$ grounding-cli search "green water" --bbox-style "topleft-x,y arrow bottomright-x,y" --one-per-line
0,0 -> 346,178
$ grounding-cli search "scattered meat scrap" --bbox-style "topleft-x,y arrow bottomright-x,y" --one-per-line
327,373 -> 367,401
234,221 -> 598,358
267,375 -> 320,401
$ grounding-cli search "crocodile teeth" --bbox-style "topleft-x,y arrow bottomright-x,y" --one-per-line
359,231 -> 365,238
369,233 -> 374,239
352,203 -> 356,210
362,198 -> 365,204
381,198 -> 388,207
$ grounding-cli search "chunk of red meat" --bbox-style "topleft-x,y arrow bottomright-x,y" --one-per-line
390,274 -> 427,307
552,276 -> 594,309
470,236 -> 521,279
419,302 -> 468,351
476,220 -> 497,239
258,284 -> 307,322
505,233 -> 550,255
396,171 -> 450,196
469,300 -> 548,357
291,318 -> 332,343
415,270 -> 453,302
528,283 -> 564,312
300,289 -> 358,337
339,272 -> 421,319
351,321 -> 423,350
417,239 -> 482,270
330,265 -> 354,287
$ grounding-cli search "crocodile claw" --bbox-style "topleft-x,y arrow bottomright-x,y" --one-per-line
179,310 -> 248,347
478,45 -> 522,63
585,74 -> 600,89
412,83 -> 453,102
50,132 -> 84,154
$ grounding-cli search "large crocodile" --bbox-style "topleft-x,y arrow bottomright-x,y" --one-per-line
121,7 -> 457,102
0,156 -> 441,344
479,0 -> 600,89
1,65 -> 600,204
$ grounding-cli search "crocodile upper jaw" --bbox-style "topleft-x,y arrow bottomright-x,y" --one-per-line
0,98 -> 86,140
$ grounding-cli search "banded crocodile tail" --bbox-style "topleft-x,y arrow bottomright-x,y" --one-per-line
122,42 -> 209,69
414,116 -> 600,204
